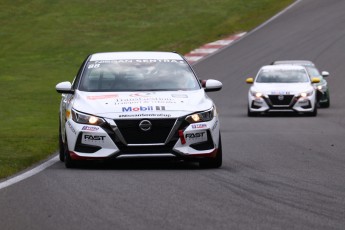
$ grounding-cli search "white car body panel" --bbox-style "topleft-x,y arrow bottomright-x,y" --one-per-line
72,90 -> 213,119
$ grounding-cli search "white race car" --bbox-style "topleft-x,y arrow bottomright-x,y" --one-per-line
271,60 -> 330,108
246,65 -> 320,116
56,51 -> 223,168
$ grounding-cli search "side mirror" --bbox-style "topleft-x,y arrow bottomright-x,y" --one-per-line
311,77 -> 321,84
321,71 -> 329,77
56,81 -> 74,94
246,78 -> 254,84
204,79 -> 222,92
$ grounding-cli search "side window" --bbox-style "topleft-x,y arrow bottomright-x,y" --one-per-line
72,55 -> 91,90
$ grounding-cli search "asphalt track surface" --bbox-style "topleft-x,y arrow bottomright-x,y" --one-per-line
1,0 -> 345,229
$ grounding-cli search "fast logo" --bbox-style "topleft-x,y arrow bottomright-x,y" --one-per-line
184,131 -> 207,144
82,134 -> 106,145
185,132 -> 205,138
84,135 -> 105,141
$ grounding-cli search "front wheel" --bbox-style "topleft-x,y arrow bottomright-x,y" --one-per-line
199,134 -> 222,168
308,104 -> 318,117
64,140 -> 76,168
247,106 -> 259,117
58,121 -> 65,162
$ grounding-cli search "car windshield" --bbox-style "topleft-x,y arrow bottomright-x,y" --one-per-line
305,66 -> 323,79
79,59 -> 200,92
256,69 -> 310,83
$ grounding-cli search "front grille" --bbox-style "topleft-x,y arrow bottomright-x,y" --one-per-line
114,118 -> 177,144
268,95 -> 294,106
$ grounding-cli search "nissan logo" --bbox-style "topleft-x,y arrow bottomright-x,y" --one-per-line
278,95 -> 284,101
139,120 -> 152,131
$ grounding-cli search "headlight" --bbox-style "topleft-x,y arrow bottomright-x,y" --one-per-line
299,90 -> 313,98
250,90 -> 264,98
316,84 -> 327,91
71,109 -> 105,126
185,106 -> 216,123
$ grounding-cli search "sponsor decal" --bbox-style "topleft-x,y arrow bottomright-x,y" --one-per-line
155,106 -> 165,111
171,94 -> 188,98
184,131 -> 207,143
212,120 -> 218,131
82,126 -> 99,131
67,121 -> 76,135
185,132 -> 206,139
87,94 -> 118,100
119,113 -> 171,118
122,106 -> 165,112
271,91 -> 290,95
82,134 -> 106,145
129,93 -> 155,97
84,135 -> 106,141
93,59 -> 185,64
191,123 -> 207,129
114,97 -> 176,105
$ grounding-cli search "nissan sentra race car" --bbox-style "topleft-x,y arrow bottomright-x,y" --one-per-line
246,65 -> 320,116
271,60 -> 330,108
56,51 -> 223,168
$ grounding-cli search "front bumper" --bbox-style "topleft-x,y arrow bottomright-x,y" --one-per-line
65,117 -> 220,160
316,89 -> 329,103
248,92 -> 316,113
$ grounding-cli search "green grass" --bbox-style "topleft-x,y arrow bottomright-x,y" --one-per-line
0,0 -> 293,179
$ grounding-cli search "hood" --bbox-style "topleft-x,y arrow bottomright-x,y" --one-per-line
251,83 -> 314,95
72,90 -> 213,119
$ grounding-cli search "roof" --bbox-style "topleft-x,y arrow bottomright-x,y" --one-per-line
272,60 -> 315,67
89,51 -> 183,61
261,64 -> 306,71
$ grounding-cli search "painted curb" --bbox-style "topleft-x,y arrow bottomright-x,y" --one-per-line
184,32 -> 247,64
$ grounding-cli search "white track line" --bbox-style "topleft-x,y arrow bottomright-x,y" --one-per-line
0,155 -> 59,190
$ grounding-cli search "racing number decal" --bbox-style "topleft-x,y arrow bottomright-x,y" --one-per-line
88,64 -> 100,69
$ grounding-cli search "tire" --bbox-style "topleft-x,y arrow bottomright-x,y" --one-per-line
64,139 -> 76,168
58,122 -> 65,162
199,134 -> 222,169
247,106 -> 258,117
308,104 -> 318,117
